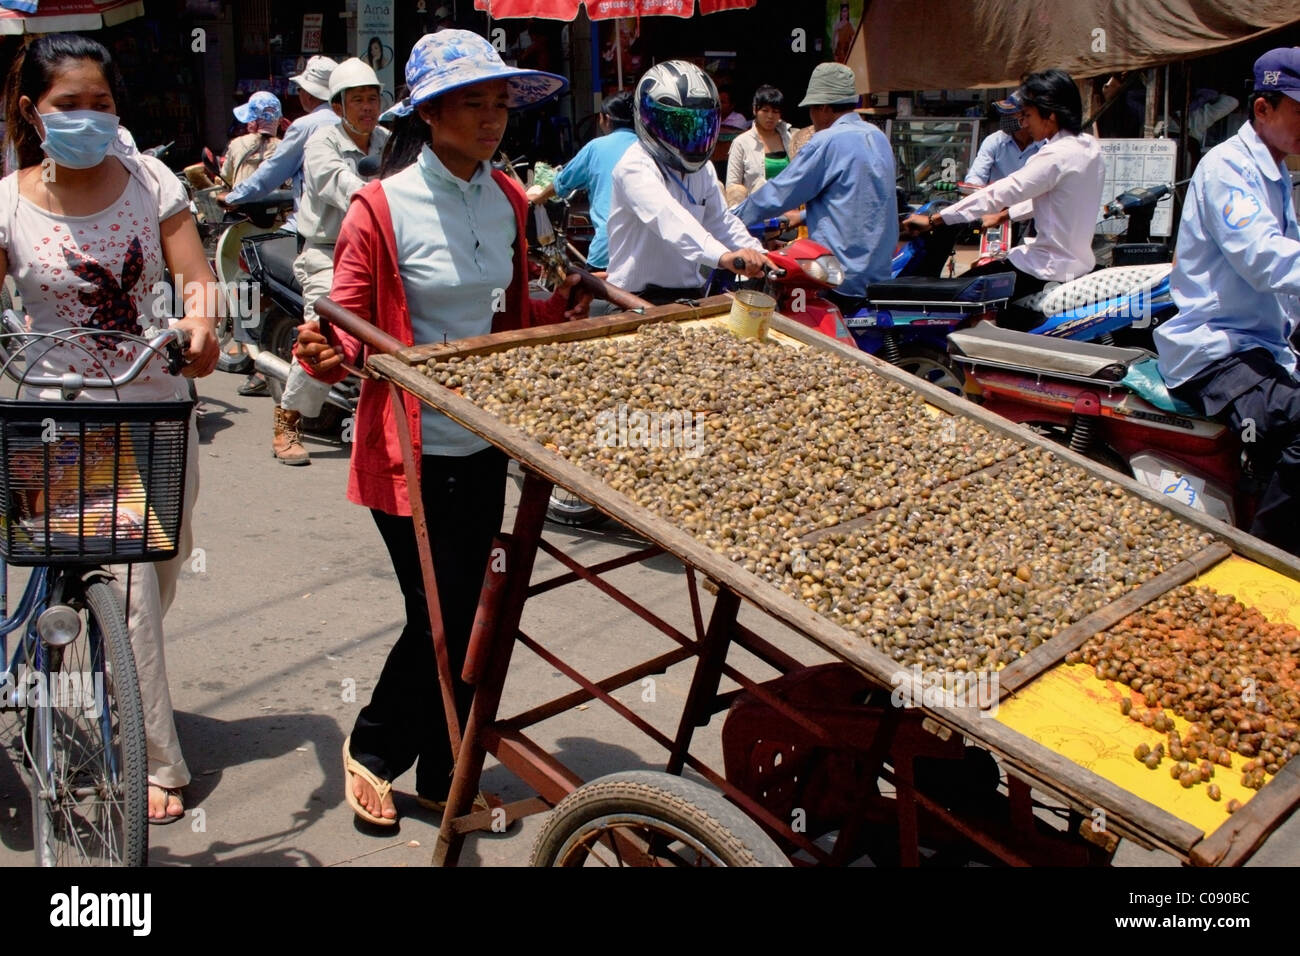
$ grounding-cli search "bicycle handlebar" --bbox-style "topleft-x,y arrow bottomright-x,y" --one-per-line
0,314 -> 191,393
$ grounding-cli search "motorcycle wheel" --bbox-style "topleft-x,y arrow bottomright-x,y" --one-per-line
215,313 -> 253,374
894,346 -> 966,398
263,308 -> 348,437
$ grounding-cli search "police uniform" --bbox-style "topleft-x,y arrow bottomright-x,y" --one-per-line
1154,51 -> 1300,555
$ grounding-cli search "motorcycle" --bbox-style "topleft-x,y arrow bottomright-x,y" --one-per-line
241,227 -> 358,436
844,183 -> 1182,394
947,323 -> 1256,529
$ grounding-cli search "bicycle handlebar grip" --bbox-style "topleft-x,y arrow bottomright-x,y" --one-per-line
166,326 -> 191,376
732,256 -> 746,271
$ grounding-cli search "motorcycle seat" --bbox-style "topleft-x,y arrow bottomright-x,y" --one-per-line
866,273 -> 1015,304
1019,264 -> 1171,317
257,234 -> 302,296
948,323 -> 1154,382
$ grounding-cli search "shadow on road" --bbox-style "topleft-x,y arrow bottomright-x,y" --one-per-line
147,710 -> 342,866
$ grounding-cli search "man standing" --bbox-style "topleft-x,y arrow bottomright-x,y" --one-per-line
734,62 -> 895,315
273,58 -> 389,465
1154,50 -> 1300,556
605,61 -> 770,304
966,91 -> 1042,187
525,92 -> 637,273
223,56 -> 339,397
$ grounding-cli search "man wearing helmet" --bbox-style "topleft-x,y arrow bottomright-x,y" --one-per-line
606,61 -> 771,303
273,58 -> 390,465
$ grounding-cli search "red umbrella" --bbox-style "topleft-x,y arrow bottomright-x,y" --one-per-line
475,0 -> 755,86
0,0 -> 145,35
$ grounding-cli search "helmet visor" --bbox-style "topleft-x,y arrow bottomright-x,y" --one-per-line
641,98 -> 720,165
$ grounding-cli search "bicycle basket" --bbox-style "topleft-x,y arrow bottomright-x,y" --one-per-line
0,399 -> 194,566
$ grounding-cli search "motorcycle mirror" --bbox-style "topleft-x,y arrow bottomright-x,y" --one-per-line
202,147 -> 230,188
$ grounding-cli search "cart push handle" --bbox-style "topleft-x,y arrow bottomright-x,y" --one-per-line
567,266 -> 654,314
313,296 -> 406,360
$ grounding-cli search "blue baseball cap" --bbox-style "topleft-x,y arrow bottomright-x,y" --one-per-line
993,90 -> 1024,114
1254,48 -> 1300,102
234,91 -> 282,129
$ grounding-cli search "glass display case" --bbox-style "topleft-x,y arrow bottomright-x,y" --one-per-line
886,117 -> 981,205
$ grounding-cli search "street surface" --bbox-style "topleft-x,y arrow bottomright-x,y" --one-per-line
0,367 -> 1296,867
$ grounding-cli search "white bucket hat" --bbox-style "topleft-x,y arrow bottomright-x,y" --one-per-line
291,55 -> 339,101
384,30 -> 567,118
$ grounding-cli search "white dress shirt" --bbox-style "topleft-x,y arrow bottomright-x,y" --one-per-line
607,140 -> 762,293
943,130 -> 1105,282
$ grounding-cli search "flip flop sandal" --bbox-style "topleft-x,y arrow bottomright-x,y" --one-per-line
343,736 -> 396,826
148,784 -> 185,826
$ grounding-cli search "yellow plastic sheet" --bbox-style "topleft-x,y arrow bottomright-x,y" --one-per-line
996,556 -> 1300,835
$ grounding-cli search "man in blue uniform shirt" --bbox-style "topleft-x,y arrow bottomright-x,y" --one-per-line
1154,49 -> 1300,555
966,91 -> 1043,187
733,62 -> 896,315
526,92 -> 637,272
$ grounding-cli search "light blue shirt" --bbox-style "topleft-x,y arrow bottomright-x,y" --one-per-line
1154,122 -> 1300,388
225,103 -> 339,231
383,144 -> 516,455
552,127 -> 636,269
966,129 -> 1042,187
733,112 -> 896,298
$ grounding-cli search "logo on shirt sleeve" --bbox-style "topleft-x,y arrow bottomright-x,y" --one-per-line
1221,186 -> 1262,230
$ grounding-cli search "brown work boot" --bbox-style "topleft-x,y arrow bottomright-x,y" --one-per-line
272,407 -> 310,465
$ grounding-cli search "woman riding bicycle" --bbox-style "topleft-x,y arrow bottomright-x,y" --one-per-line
0,34 -> 218,825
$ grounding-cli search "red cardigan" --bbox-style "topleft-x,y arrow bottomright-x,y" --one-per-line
298,169 -> 569,516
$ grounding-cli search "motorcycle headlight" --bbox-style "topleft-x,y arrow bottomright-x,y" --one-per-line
819,256 -> 846,287
799,255 -> 845,287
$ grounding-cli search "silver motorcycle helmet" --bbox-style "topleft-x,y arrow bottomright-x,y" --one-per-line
633,61 -> 722,174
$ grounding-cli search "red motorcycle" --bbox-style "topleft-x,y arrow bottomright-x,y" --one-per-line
718,235 -> 856,346
948,323 -> 1256,529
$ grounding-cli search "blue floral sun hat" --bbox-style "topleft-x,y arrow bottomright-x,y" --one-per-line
234,91 -> 283,129
382,30 -> 567,119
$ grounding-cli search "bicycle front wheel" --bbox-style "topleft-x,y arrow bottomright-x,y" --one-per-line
28,579 -> 148,866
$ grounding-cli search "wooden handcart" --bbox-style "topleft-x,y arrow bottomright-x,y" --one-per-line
317,293 -> 1300,868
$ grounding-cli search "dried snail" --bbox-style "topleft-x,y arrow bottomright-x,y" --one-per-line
420,324 -> 1214,673
1069,585 -> 1300,800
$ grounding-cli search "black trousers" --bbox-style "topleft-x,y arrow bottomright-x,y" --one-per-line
963,258 -> 1049,331
349,446 -> 507,799
1173,349 -> 1300,557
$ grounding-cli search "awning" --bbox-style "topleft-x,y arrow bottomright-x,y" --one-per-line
0,0 -> 145,35
474,0 -> 753,19
846,0 -> 1300,92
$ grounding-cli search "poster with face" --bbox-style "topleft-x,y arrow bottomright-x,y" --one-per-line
356,2 -> 396,108
828,0 -> 863,64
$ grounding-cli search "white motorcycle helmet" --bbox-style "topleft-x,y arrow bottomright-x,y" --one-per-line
633,61 -> 721,175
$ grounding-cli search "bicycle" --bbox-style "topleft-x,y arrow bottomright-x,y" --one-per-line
0,314 -> 194,865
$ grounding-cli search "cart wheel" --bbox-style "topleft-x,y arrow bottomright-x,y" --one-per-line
546,489 -> 604,527
530,771 -> 790,867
